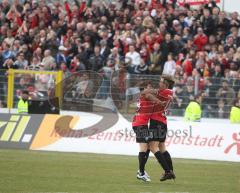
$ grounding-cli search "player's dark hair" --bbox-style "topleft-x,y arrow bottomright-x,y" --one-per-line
138,80 -> 152,90
161,74 -> 175,89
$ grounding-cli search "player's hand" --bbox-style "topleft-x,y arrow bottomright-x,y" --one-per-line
156,100 -> 167,106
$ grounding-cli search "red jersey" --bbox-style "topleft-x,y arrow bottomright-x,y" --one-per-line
136,96 -> 155,115
132,96 -> 154,127
150,89 -> 173,124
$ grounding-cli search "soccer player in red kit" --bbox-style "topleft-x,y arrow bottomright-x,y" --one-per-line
132,81 -> 154,182
141,75 -> 176,181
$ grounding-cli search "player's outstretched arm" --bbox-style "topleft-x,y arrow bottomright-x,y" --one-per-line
144,93 -> 166,106
141,88 -> 158,96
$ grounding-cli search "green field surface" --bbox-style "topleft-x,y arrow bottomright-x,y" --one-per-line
0,149 -> 239,193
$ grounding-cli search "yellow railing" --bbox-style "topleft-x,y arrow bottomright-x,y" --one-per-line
7,69 -> 63,110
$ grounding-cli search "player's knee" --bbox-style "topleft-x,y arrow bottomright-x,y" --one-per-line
159,143 -> 166,153
139,143 -> 148,152
149,144 -> 159,154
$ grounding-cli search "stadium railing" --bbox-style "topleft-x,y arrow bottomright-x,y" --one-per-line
6,69 -> 239,119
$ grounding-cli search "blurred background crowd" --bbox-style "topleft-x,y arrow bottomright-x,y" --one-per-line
0,0 -> 239,118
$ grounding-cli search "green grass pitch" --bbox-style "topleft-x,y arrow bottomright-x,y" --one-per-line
0,149 -> 239,193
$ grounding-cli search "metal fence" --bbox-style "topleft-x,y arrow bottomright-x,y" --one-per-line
60,70 -> 240,119
2,69 -> 239,119
123,74 -> 240,119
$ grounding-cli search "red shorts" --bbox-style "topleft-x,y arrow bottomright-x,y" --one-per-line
132,114 -> 151,127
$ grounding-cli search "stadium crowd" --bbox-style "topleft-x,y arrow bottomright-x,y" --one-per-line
0,0 -> 240,118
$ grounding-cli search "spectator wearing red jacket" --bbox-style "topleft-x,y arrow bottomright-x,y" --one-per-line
182,56 -> 193,76
194,27 -> 208,51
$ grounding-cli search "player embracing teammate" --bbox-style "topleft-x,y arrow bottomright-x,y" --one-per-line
132,75 -> 176,182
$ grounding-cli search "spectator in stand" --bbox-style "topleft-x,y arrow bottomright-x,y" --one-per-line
133,58 -> 149,74
201,8 -> 215,36
56,45 -> 67,66
162,53 -> 176,76
224,35 -> 237,52
20,44 -> 32,62
125,45 -> 141,68
148,42 -> 162,74
22,28 -> 35,46
73,72 -> 94,100
70,55 -> 86,73
202,77 -> 216,118
211,7 -> 220,27
229,27 -> 240,47
96,59 -> 115,99
184,10 -> 194,27
2,43 -> 14,62
230,70 -> 240,93
181,53 -> 193,76
4,29 -> 14,46
173,34 -> 184,56
60,62 -> 71,79
107,47 -> 121,71
193,27 -> 208,51
42,49 -> 55,71
99,39 -> 111,66
182,80 -> 195,108
44,30 -> 59,56
172,83 -> 184,116
216,79 -> 236,109
182,27 -> 192,43
215,99 -> 229,119
28,57 -> 41,71
208,45 -> 217,60
230,12 -> 240,28
161,33 -> 175,63
171,19 -> 183,36
12,39 -> 21,57
33,47 -> 43,62
211,64 -> 223,91
217,11 -> 230,36
88,44 -> 104,72
13,52 -> 28,69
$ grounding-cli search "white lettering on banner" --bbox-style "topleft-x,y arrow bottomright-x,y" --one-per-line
36,112 -> 240,162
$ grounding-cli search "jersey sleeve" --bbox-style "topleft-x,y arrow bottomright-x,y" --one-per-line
154,89 -> 173,112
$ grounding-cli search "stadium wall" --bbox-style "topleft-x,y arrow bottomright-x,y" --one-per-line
0,110 -> 239,162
